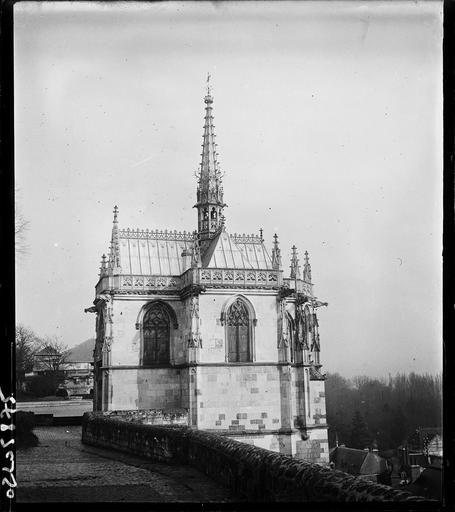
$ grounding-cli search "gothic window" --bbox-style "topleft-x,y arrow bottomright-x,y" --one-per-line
211,207 -> 217,219
142,303 -> 170,365
227,299 -> 251,362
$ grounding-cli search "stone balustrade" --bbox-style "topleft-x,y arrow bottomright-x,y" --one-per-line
82,412 -> 430,503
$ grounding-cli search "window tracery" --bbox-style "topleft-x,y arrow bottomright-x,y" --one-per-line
142,303 -> 170,365
226,298 -> 252,362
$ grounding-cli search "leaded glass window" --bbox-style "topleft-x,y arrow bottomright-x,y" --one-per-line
143,303 -> 170,365
227,299 -> 251,362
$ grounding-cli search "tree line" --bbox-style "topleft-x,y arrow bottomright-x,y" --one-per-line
325,372 -> 442,451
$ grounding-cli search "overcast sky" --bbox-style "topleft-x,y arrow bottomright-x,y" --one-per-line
14,1 -> 442,379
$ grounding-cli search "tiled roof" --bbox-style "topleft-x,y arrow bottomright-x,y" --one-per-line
330,447 -> 387,476
116,228 -> 273,276
118,230 -> 194,276
202,231 -> 273,270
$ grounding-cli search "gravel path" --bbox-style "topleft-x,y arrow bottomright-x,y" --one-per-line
16,426 -> 240,503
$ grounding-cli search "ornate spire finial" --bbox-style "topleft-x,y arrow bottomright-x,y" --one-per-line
303,250 -> 312,283
108,205 -> 121,273
271,233 -> 282,270
99,253 -> 107,276
206,72 -> 211,96
290,245 -> 301,279
259,228 -> 263,241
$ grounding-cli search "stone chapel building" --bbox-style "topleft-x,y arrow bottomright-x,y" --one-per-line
86,82 -> 329,462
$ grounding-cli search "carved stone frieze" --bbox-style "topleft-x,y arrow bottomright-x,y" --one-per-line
120,275 -> 181,290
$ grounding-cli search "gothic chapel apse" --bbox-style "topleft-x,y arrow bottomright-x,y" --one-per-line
86,79 -> 329,462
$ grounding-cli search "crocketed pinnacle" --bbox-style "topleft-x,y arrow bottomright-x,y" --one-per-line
271,233 -> 282,270
303,250 -> 312,283
290,245 -> 301,279
195,74 -> 226,239
108,205 -> 121,273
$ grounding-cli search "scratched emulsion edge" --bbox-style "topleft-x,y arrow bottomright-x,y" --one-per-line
0,0 -> 16,510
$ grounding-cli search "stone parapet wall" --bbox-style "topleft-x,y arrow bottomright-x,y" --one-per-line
101,409 -> 188,425
81,413 -> 428,502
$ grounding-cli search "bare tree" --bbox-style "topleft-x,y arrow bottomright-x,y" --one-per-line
15,324 -> 40,389
35,336 -> 70,372
34,336 -> 71,393
15,188 -> 29,260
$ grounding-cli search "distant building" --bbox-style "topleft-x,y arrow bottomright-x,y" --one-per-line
86,80 -> 330,463
398,428 -> 443,490
330,446 -> 392,485
60,340 -> 95,397
33,346 -> 62,373
29,340 -> 94,397
406,466 -> 442,500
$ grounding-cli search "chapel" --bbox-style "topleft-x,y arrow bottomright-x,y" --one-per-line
86,80 -> 329,462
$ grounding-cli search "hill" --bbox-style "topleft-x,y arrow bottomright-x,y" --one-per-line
66,338 -> 95,362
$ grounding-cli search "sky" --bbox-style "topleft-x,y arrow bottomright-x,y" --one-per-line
14,1 -> 443,379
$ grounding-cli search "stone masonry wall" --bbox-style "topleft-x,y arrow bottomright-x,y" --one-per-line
108,368 -> 184,410
195,365 -> 283,431
82,413 -> 429,503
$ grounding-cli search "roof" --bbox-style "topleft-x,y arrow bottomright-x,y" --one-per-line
201,230 -> 273,270
407,467 -> 442,500
118,229 -> 194,276
361,452 -> 388,475
330,447 -> 387,476
113,227 -> 273,276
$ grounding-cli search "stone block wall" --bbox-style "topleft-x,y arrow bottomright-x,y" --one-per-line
82,413 -> 428,503
198,292 -> 278,363
108,367 -> 184,410
195,365 -> 283,431
110,297 -> 187,366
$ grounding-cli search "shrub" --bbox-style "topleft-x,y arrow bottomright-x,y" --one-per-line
16,411 -> 38,449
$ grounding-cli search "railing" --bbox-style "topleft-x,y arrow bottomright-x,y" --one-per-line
96,268 -> 282,294
118,229 -> 195,241
198,268 -> 280,288
119,274 -> 181,290
230,233 -> 263,244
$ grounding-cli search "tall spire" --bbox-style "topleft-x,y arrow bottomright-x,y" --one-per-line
290,245 -> 301,279
108,205 -> 121,273
195,74 -> 226,240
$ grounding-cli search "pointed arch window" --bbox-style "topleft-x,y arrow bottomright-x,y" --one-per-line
142,303 -> 170,365
227,298 -> 251,362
